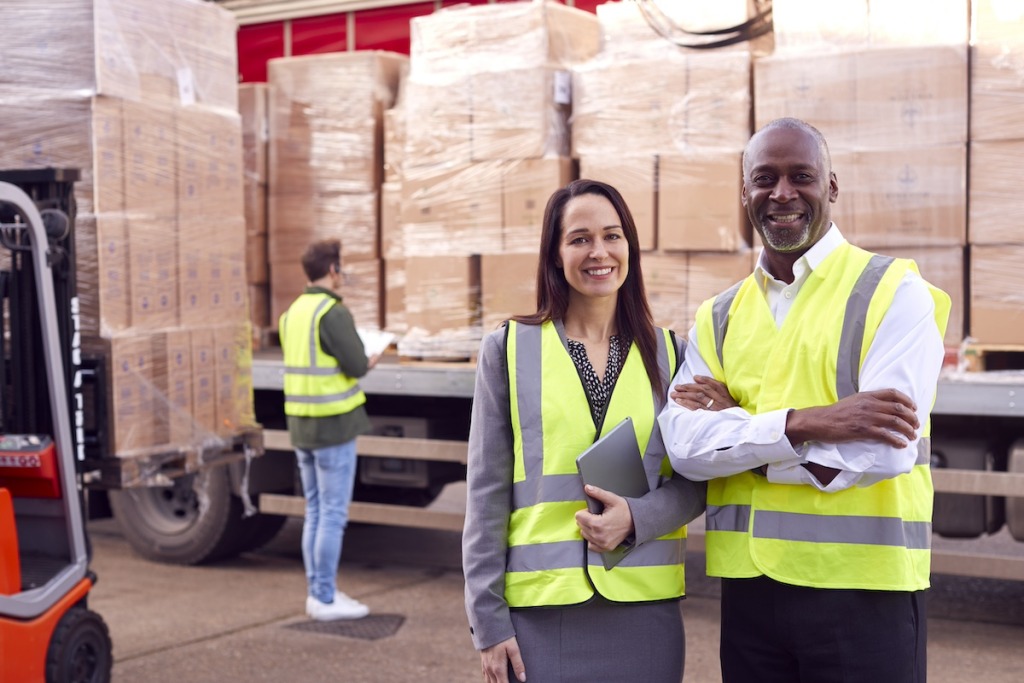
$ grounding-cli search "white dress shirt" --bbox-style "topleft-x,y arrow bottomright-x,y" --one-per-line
658,225 -> 946,492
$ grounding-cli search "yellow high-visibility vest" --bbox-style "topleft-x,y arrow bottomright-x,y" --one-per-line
279,293 -> 365,418
504,320 -> 687,607
695,242 -> 950,591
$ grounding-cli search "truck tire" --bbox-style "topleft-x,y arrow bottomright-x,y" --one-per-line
108,466 -> 245,565
1007,439 -> 1024,542
45,606 -> 112,683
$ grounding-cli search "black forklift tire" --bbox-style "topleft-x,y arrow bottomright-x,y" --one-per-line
45,606 -> 113,683
108,465 -> 245,565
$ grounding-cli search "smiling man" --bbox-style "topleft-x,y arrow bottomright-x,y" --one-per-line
658,118 -> 951,683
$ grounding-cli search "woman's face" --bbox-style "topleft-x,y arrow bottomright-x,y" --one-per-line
557,193 -> 629,302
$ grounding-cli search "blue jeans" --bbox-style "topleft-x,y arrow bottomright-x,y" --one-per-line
296,440 -> 358,604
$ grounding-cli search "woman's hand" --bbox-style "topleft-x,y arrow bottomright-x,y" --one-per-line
575,485 -> 634,552
480,636 -> 526,683
670,375 -> 737,412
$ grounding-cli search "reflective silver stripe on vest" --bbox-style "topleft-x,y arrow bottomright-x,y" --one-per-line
917,438 -> 930,466
283,366 -> 342,376
707,503 -> 931,550
507,538 -> 685,572
308,297 -> 334,367
513,323 -> 545,500
753,510 -> 932,550
711,281 -> 744,368
507,541 -> 583,572
706,504 -> 751,533
836,255 -> 895,399
587,537 -> 685,568
512,474 -> 581,508
284,384 -> 363,404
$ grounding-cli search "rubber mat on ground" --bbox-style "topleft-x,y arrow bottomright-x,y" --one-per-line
286,614 -> 406,640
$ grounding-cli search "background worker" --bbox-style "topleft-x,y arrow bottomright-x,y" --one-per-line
659,118 -> 950,683
279,238 -> 379,621
463,179 -> 705,683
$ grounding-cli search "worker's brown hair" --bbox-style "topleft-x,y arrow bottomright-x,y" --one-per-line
301,238 -> 341,281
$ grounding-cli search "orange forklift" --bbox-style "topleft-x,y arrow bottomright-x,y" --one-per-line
0,170 -> 112,682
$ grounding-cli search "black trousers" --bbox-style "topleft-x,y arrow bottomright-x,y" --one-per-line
720,576 -> 927,683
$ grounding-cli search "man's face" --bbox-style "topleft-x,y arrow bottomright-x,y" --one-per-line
741,126 -> 838,254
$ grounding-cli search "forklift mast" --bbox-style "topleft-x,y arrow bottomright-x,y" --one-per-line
0,170 -> 77,449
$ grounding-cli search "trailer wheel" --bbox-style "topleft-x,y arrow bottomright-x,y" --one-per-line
109,466 -> 245,564
1007,439 -> 1024,542
45,606 -> 112,683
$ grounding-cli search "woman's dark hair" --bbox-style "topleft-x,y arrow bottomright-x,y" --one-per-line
513,178 -> 665,395
301,238 -> 341,281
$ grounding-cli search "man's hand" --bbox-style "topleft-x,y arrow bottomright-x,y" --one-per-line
670,375 -> 738,412
575,485 -> 635,552
787,388 -> 920,448
480,636 -> 526,683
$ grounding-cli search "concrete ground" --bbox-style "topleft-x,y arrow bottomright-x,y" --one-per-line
87,518 -> 1024,683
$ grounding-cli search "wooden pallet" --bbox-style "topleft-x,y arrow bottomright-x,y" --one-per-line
960,343 -> 1024,372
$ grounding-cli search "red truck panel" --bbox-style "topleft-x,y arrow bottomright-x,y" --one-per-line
353,2 -> 433,53
238,23 -> 285,82
292,13 -> 348,56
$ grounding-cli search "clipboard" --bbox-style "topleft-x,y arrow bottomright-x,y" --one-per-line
575,417 -> 650,569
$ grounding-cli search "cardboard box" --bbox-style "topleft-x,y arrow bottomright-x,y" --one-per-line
578,156 -> 655,251
480,253 -> 538,331
381,181 -> 403,259
840,146 -> 966,249
239,83 -> 269,183
502,157 -> 574,254
248,284 -> 270,331
214,324 -> 255,437
384,107 -> 405,183
409,1 -> 600,75
404,255 -> 480,333
153,330 -> 194,445
471,67 -> 571,161
109,334 -> 156,453
245,233 -> 268,285
384,258 -> 407,333
658,152 -> 748,252
190,328 -> 217,436
400,163 -> 502,255
123,100 -> 176,219
402,79 -> 472,168
93,214 -> 132,335
854,46 -> 967,149
754,51 -> 858,150
243,177 -> 267,236
885,246 -> 965,346
970,245 -> 1024,345
968,140 -> 1024,245
269,191 -> 379,264
686,252 -> 752,332
641,252 -> 690,336
129,216 -> 179,331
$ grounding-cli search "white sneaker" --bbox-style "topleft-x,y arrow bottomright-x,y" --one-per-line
306,595 -> 369,621
334,591 -> 368,612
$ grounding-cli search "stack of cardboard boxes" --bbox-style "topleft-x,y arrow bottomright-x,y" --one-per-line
758,0 -> 970,345
393,2 -> 599,351
239,83 -> 271,341
968,0 -> 1024,344
0,0 -> 254,474
266,52 -> 406,334
572,0 -> 760,335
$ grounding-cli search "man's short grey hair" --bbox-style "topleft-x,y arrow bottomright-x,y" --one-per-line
742,117 -> 832,176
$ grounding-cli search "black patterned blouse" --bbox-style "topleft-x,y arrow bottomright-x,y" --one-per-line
566,335 -> 627,425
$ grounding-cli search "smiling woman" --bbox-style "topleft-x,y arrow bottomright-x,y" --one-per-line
462,177 -> 706,683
